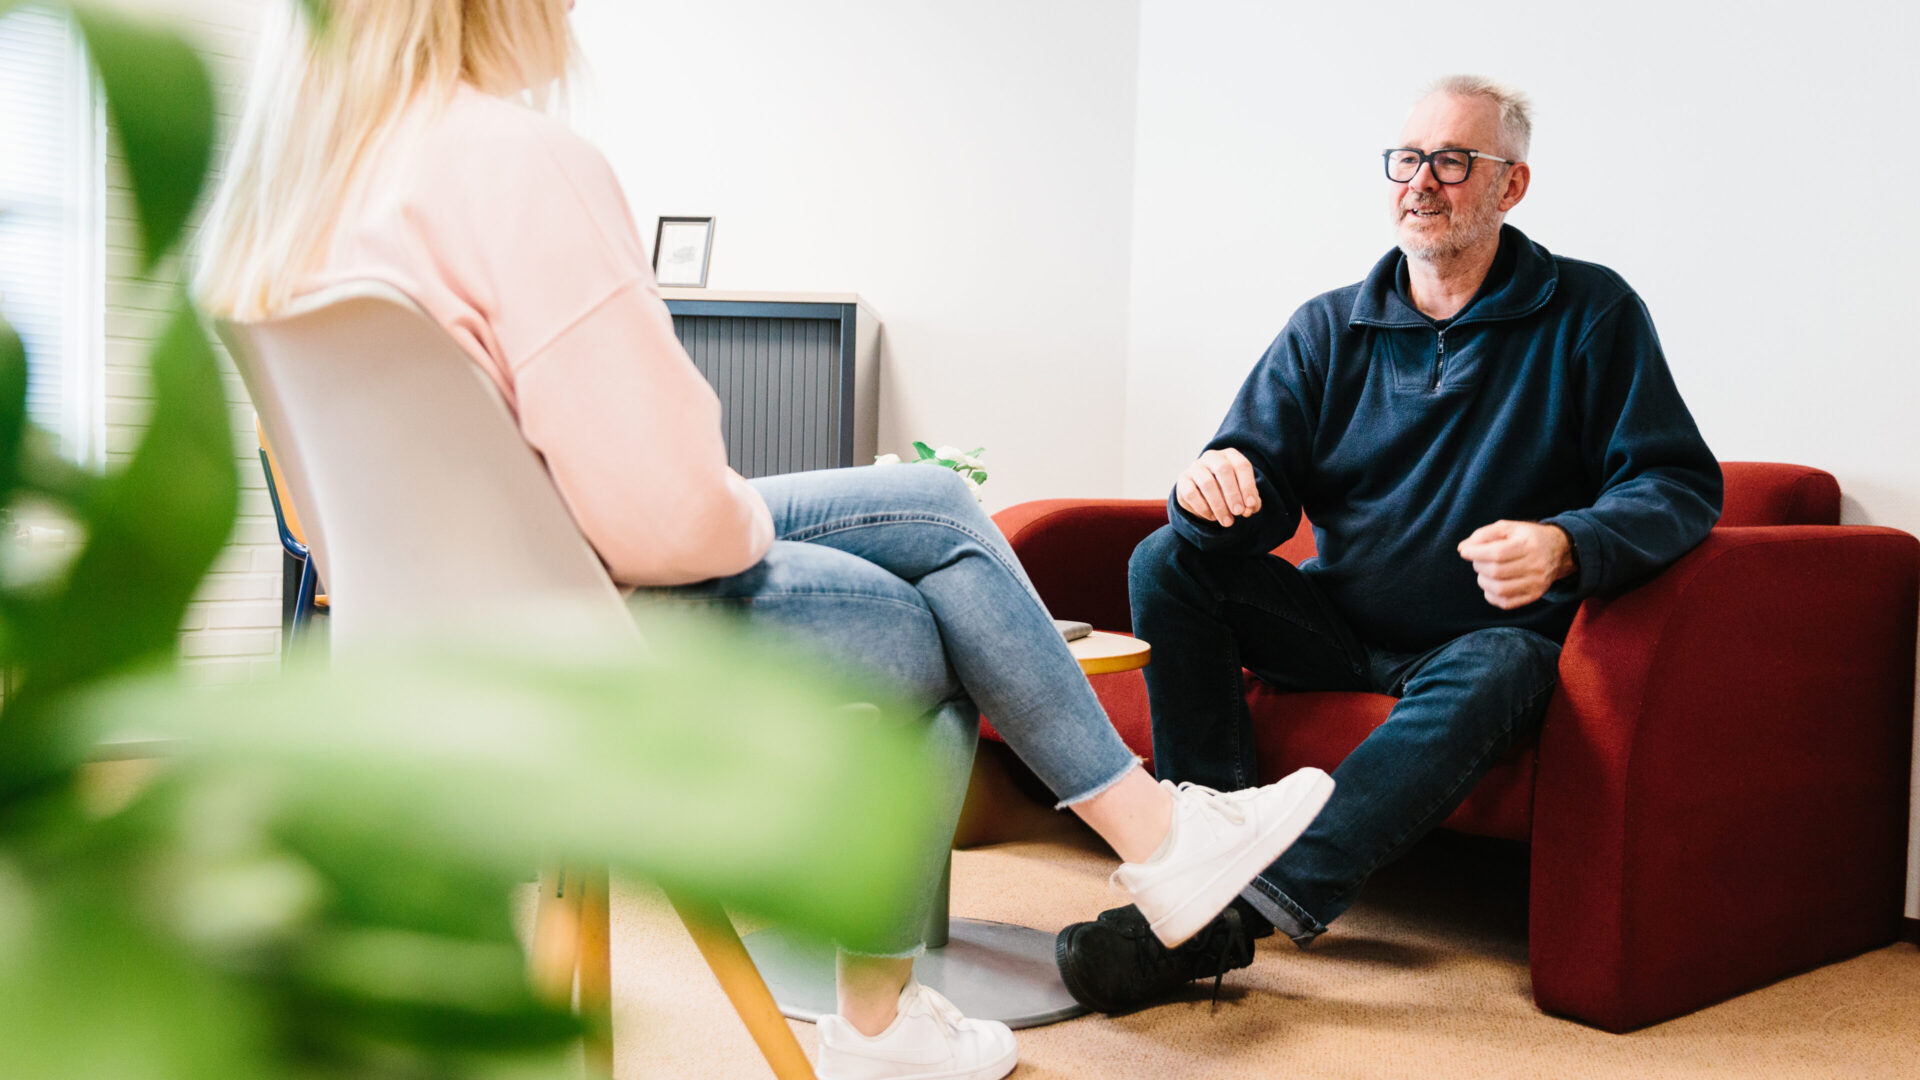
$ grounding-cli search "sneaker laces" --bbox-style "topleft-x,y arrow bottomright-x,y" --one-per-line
1172,780 -> 1259,827
905,983 -> 968,1035
1183,911 -> 1252,1007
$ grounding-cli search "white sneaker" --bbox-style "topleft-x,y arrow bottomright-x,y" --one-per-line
1114,767 -> 1335,947
815,981 -> 1018,1080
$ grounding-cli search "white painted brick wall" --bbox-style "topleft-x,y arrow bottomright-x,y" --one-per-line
102,1 -> 275,683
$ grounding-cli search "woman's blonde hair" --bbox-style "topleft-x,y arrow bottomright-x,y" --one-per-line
198,0 -> 576,320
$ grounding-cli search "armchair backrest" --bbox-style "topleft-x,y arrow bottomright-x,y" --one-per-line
215,280 -> 633,654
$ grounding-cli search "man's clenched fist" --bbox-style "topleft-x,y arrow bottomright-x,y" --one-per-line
1177,448 -> 1263,527
1456,520 -> 1576,610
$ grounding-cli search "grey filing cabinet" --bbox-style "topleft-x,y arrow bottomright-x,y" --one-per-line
660,290 -> 880,478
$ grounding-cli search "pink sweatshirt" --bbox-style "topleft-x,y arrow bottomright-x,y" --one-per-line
306,83 -> 773,586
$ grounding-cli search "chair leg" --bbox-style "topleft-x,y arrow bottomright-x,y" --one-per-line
579,867 -> 614,1077
529,862 -> 585,1005
667,892 -> 816,1080
530,862 -> 617,1077
286,555 -> 319,655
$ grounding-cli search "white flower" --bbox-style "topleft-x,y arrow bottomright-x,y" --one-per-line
874,453 -> 901,466
936,446 -> 985,470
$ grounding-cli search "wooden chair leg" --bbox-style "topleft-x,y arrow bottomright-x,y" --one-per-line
579,866 -> 613,1078
667,892 -> 816,1080
530,862 -> 585,1005
530,862 -> 616,1077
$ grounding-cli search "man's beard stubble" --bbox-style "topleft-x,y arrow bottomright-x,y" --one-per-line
1396,179 -> 1505,263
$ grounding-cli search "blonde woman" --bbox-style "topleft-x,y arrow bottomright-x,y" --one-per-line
199,3 -> 1332,1076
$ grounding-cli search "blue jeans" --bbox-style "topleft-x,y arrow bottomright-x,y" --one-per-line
1128,525 -> 1560,945
649,465 -> 1139,953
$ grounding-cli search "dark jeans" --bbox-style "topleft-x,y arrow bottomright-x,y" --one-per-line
1128,525 -> 1560,945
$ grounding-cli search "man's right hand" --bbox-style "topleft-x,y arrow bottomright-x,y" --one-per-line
1176,448 -> 1263,527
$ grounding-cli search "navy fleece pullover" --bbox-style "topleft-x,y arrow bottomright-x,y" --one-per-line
1169,225 -> 1722,651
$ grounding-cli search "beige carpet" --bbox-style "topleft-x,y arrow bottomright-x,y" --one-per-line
593,827 -> 1920,1080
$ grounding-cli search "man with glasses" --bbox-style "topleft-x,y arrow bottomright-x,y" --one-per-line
1054,76 -> 1722,1013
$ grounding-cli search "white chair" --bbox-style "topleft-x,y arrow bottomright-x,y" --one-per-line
217,280 -> 816,1080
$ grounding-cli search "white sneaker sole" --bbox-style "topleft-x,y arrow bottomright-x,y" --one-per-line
955,1042 -> 1018,1080
1146,770 -> 1335,947
819,1042 -> 1017,1080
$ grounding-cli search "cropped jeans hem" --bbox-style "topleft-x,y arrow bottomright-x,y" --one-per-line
1052,754 -> 1144,810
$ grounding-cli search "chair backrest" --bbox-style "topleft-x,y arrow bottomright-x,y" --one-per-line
216,281 -> 632,653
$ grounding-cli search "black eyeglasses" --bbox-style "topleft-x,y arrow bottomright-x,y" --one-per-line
1382,147 -> 1513,185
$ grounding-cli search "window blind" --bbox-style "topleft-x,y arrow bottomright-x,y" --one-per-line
0,3 -> 100,460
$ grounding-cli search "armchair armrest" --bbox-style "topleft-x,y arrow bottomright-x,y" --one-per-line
1530,525 -> 1919,1030
994,499 -> 1167,632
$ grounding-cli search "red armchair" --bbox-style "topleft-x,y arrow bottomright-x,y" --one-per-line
983,462 -> 1917,1032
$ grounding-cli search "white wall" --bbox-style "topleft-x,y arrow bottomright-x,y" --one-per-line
1123,0 -> 1920,915
571,0 -> 1142,511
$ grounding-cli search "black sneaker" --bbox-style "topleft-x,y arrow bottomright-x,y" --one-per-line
1055,898 -> 1271,1014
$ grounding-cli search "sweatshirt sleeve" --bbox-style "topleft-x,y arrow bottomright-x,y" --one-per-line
424,105 -> 772,587
1541,294 -> 1722,599
511,277 -> 774,586
1167,318 -> 1322,555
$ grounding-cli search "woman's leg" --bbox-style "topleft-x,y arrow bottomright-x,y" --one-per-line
750,465 -> 1144,808
647,539 -> 976,1035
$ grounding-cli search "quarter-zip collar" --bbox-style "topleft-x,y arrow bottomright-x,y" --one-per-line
1349,224 -> 1558,330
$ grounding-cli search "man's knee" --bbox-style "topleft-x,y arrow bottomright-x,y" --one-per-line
1472,625 -> 1560,676
1433,626 -> 1561,708
1128,524 -> 1198,605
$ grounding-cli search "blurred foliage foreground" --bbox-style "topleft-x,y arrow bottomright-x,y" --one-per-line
0,3 -> 941,1076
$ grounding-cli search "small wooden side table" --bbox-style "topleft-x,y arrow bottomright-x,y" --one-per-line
743,629 -> 1151,1030
1067,629 -> 1151,676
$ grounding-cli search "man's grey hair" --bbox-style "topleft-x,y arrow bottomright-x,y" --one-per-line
1423,75 -> 1532,160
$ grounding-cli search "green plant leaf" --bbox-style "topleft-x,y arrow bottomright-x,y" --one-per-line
296,0 -> 331,34
14,436 -> 102,512
1,290 -> 236,791
282,926 -> 580,1050
69,4 -> 217,272
912,441 -> 936,460
0,314 -> 24,500
971,470 -> 988,484
0,876 -> 272,1080
78,615 -> 947,947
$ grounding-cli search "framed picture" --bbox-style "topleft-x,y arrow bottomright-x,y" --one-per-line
652,216 -> 715,288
